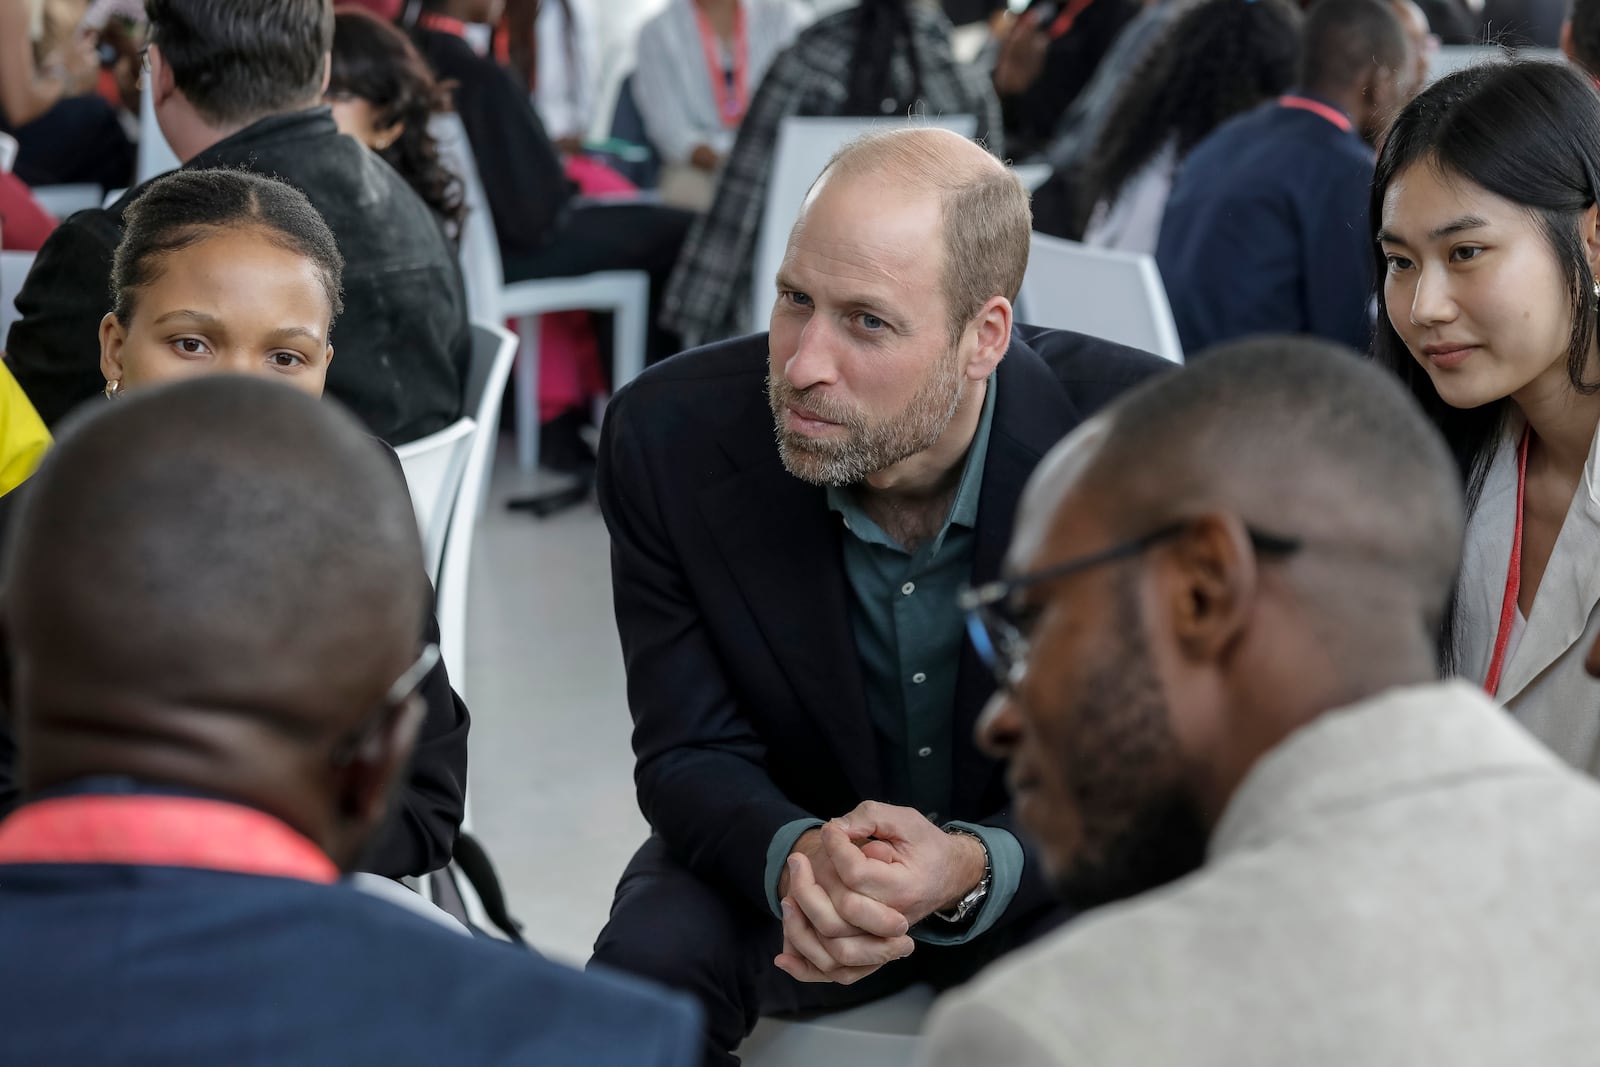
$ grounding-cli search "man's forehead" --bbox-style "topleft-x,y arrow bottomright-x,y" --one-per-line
1007,419 -> 1113,574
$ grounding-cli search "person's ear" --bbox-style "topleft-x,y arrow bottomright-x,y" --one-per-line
332,695 -> 425,850
1579,202 -> 1600,282
320,53 -> 332,96
1159,513 -> 1259,665
371,119 -> 405,152
149,44 -> 177,109
1562,19 -> 1578,62
963,295 -> 1014,382
99,312 -> 127,387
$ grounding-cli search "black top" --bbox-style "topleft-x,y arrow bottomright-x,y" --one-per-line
3,108 -> 471,446
412,28 -> 573,261
0,440 -> 470,880
598,325 -> 1171,924
1005,0 -> 1141,158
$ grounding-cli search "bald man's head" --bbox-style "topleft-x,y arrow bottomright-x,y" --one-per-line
799,127 -> 1031,343
4,377 -> 427,858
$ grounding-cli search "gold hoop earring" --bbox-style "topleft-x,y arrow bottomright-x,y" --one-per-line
104,379 -> 120,399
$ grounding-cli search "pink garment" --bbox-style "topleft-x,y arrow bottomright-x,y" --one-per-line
534,155 -> 638,422
334,0 -> 404,19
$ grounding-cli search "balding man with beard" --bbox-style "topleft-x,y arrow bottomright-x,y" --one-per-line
589,126 -> 1170,1065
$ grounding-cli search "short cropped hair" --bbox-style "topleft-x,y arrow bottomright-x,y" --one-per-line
1298,0 -> 1409,95
147,0 -> 334,128
819,129 -> 1033,344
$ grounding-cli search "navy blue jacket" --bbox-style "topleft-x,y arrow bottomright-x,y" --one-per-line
0,799 -> 699,1065
1156,96 -> 1377,355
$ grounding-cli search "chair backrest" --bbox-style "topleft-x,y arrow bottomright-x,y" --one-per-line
137,76 -> 182,184
751,115 -> 979,335
394,416 -> 477,582
430,112 -> 505,326
1,251 -> 35,344
433,321 -> 518,689
1427,44 -> 1561,83
1018,233 -> 1184,364
29,184 -> 101,218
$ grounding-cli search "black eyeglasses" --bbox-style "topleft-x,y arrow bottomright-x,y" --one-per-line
958,522 -> 1302,693
330,643 -> 440,767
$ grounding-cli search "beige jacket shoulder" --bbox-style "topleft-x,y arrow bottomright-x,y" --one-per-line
1456,417 -> 1600,775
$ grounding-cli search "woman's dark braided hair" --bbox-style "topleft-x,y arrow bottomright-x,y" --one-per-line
330,8 -> 467,240
1081,0 -> 1301,221
844,0 -> 927,116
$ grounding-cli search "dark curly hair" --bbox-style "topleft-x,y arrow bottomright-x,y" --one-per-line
1080,0 -> 1301,225
113,168 -> 345,326
330,8 -> 467,240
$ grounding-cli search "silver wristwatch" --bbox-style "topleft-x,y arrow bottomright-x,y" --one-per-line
933,828 -> 991,924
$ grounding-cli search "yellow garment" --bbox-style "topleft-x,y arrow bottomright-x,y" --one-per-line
0,360 -> 50,496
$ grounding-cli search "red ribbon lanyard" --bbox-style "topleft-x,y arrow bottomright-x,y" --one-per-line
0,794 -> 339,883
1049,0 -> 1099,39
693,2 -> 750,128
417,12 -> 470,39
1484,427 -> 1532,698
1278,95 -> 1354,134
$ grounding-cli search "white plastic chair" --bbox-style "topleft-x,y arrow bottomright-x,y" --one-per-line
431,113 -> 648,474
739,984 -> 933,1067
434,322 -> 517,691
1017,232 -> 1184,363
1427,45 -> 1560,83
137,75 -> 182,183
749,115 -> 978,336
30,184 -> 101,218
1,251 -> 35,343
395,416 -> 476,584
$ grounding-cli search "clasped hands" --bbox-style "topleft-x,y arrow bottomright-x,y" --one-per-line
774,801 -> 987,986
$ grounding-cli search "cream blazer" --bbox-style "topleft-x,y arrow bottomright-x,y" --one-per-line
1456,415 -> 1600,776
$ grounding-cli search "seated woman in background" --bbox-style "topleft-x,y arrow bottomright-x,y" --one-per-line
662,0 -> 1003,348
0,167 -> 470,882
633,0 -> 811,211
1374,60 -> 1600,778
328,7 -> 467,244
1078,0 -> 1300,255
0,0 -> 133,188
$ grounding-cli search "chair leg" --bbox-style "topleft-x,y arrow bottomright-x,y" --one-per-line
514,314 -> 542,474
612,285 -> 648,390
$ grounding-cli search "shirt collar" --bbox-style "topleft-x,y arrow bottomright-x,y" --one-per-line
826,373 -> 999,552
1209,681 -> 1559,861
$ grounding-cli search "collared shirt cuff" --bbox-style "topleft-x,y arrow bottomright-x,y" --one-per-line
764,817 -> 826,919
911,822 -> 1024,946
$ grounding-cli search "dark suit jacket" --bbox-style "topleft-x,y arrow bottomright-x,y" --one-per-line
3,107 -> 470,445
0,791 -> 698,1067
598,326 -> 1170,927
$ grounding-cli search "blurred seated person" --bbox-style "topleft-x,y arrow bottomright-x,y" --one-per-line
530,0 -> 600,156
411,0 -> 694,361
4,0 -> 470,444
633,0 -> 811,211
662,0 -> 1003,348
0,0 -> 134,188
0,374 -> 699,1067
1078,0 -> 1300,254
0,168 -> 470,880
991,0 -> 1140,160
328,8 -> 467,244
1155,0 -> 1413,355
923,336 -> 1600,1065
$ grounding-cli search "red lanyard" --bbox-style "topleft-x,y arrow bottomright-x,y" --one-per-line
1484,427 -> 1532,698
1278,95 -> 1354,134
0,794 -> 339,883
418,12 -> 469,39
1049,0 -> 1099,39
693,2 -> 749,128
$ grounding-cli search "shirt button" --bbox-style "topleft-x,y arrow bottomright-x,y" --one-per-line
912,672 -> 927,684
901,582 -> 916,596
918,746 -> 933,758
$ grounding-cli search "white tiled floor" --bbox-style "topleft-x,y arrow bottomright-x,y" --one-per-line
460,442 -> 643,965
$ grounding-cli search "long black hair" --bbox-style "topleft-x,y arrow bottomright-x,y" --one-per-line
1081,0 -> 1301,222
113,168 -> 345,326
844,0 -> 927,116
1371,59 -> 1600,666
331,8 -> 468,240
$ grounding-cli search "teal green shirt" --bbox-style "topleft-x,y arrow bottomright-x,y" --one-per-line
763,379 -> 1022,945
